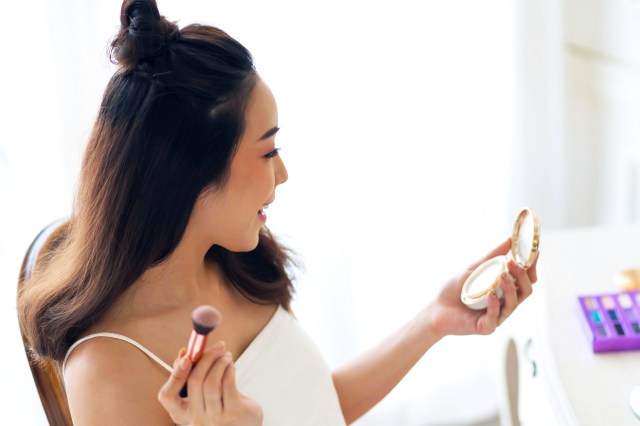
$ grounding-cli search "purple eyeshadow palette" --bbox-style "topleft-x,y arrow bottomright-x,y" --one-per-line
577,291 -> 640,353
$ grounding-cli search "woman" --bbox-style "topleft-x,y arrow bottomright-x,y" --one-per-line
17,1 -> 537,425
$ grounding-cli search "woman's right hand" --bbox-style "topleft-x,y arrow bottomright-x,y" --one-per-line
158,342 -> 263,426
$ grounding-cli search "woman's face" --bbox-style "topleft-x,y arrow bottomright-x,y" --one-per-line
190,78 -> 288,252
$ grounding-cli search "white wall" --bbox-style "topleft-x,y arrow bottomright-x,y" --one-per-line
512,0 -> 640,228
562,0 -> 640,226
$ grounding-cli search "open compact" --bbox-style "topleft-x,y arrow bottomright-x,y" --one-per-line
460,208 -> 540,310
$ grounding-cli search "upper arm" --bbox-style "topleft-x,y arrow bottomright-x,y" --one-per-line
64,339 -> 174,426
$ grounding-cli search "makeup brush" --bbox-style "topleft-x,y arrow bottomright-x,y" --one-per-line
180,305 -> 222,397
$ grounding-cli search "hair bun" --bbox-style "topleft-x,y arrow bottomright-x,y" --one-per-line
110,0 -> 179,68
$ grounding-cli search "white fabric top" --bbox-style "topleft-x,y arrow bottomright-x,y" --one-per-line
63,306 -> 346,426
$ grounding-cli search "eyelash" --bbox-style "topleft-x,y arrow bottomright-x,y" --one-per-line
264,148 -> 281,159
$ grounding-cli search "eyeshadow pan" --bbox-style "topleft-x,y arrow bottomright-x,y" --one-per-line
601,296 -> 615,309
618,293 -> 633,308
584,297 -> 597,310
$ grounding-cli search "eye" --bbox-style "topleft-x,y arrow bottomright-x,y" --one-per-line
264,148 -> 281,159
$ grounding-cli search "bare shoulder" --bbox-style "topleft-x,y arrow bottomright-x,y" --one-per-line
64,335 -> 174,426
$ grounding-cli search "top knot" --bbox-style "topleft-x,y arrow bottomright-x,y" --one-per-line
110,0 -> 180,68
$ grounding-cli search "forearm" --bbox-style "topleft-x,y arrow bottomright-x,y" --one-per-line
332,305 -> 444,424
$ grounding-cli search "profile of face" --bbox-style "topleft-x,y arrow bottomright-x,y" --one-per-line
190,78 -> 288,252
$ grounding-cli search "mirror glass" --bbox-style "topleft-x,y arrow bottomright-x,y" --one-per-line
512,208 -> 539,268
630,384 -> 640,419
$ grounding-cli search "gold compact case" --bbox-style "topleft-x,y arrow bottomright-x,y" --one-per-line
460,208 -> 540,310
614,269 -> 640,291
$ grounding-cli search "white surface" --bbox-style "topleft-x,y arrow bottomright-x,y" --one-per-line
531,226 -> 640,425
630,385 -> 640,420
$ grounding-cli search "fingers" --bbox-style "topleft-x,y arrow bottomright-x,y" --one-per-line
493,258 -> 536,328
221,360 -> 240,411
158,348 -> 191,421
187,341 -> 227,417
507,259 -> 533,303
497,272 -> 517,325
477,290 -> 500,334
203,352 -> 233,415
470,241 -> 539,335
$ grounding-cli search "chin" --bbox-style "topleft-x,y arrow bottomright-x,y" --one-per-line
222,235 -> 260,253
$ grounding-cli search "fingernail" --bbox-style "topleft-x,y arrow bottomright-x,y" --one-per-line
490,289 -> 498,298
224,352 -> 232,361
180,356 -> 190,370
501,270 -> 514,282
178,347 -> 187,358
213,340 -> 225,350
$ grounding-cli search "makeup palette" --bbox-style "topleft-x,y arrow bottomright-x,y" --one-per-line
578,291 -> 640,353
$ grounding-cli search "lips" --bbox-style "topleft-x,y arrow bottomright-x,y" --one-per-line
257,206 -> 268,223
258,198 -> 274,222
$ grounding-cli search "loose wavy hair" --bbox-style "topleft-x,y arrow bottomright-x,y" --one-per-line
18,0 -> 295,363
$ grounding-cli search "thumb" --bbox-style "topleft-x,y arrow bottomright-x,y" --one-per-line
158,351 -> 192,412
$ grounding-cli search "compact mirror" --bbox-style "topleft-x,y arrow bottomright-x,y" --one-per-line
512,208 -> 539,269
461,208 -> 540,310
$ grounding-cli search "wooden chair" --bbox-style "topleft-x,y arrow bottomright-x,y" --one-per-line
18,219 -> 73,426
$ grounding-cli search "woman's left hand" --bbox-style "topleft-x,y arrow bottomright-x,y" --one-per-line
427,238 -> 539,338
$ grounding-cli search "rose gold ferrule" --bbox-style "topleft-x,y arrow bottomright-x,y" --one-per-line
186,331 -> 207,364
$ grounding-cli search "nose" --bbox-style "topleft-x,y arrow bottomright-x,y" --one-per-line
275,154 -> 288,185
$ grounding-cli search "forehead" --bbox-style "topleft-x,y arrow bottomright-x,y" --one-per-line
243,78 -> 278,138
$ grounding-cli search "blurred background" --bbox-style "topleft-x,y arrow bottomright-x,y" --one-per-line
1,0 -> 639,424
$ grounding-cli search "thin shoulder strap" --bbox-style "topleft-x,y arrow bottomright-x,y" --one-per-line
63,332 -> 174,375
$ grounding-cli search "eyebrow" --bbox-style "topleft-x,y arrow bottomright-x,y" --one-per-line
257,126 -> 280,141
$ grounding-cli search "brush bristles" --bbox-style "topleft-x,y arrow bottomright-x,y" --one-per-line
192,305 -> 221,335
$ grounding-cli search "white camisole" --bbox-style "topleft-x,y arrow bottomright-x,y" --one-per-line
63,306 -> 346,426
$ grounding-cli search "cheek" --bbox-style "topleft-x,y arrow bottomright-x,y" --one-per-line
233,163 -> 275,199
217,178 -> 262,221
259,170 -> 276,194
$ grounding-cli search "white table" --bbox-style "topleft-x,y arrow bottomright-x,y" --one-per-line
525,225 -> 640,425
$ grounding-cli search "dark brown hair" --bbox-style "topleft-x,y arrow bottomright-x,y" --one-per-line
18,0 -> 295,363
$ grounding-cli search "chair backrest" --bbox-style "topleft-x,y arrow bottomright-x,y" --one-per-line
18,219 -> 73,426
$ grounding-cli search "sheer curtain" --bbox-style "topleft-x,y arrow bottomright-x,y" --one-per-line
510,0 -> 566,228
511,0 -> 640,229
1,1 -> 519,424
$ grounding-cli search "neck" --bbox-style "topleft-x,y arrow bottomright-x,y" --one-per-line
114,229 -> 229,319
